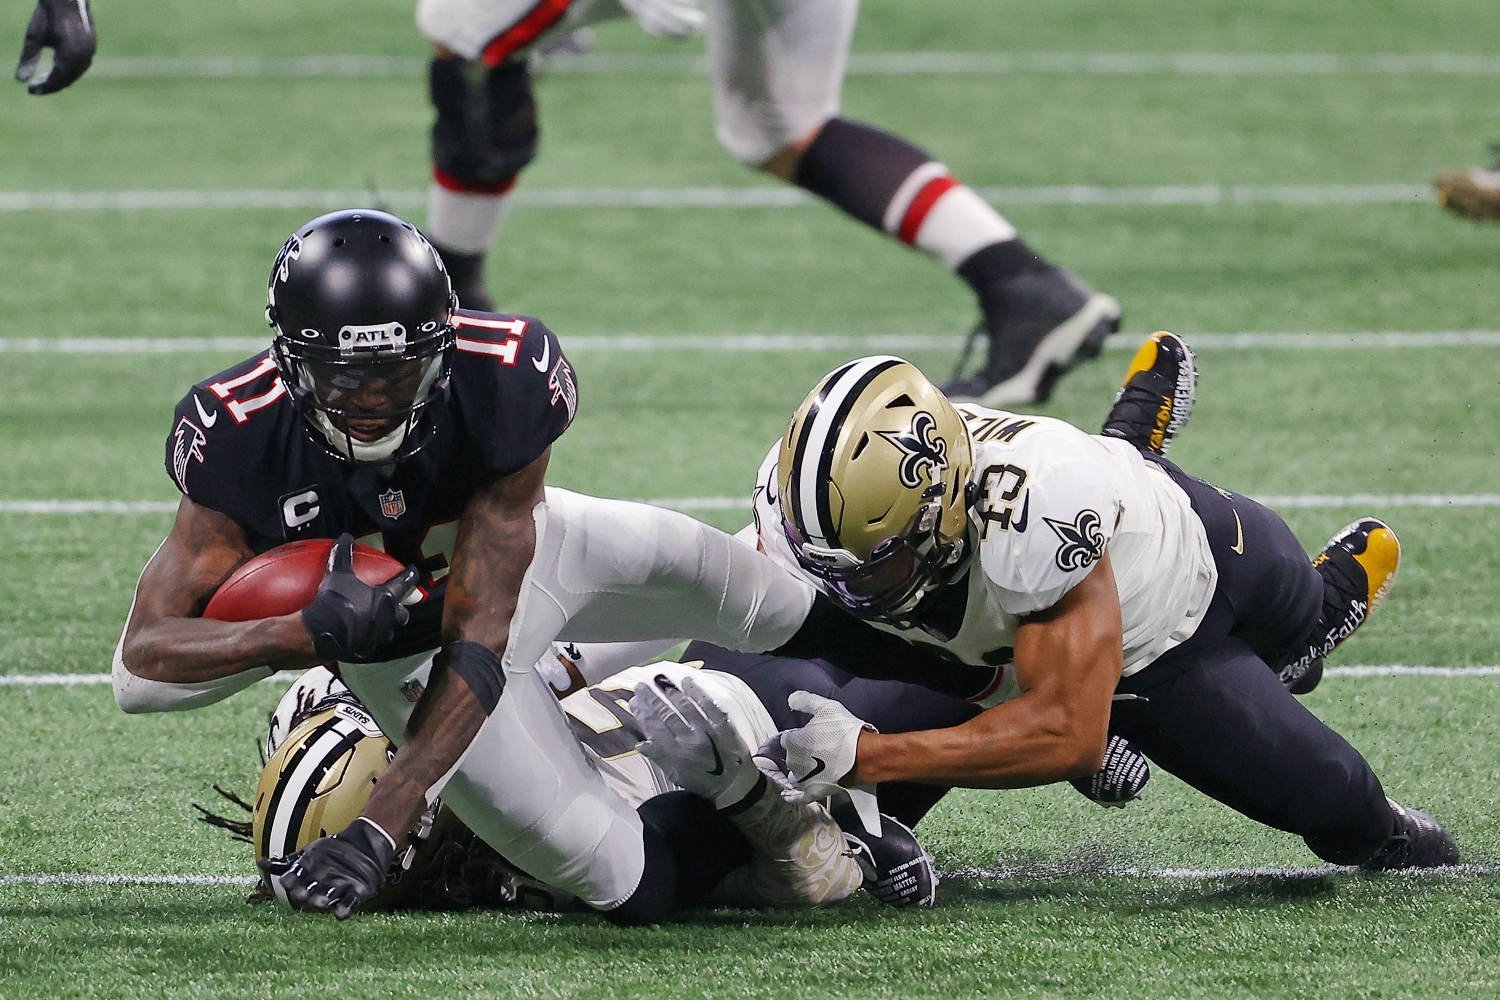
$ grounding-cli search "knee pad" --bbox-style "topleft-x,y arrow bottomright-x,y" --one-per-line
430,56 -> 539,190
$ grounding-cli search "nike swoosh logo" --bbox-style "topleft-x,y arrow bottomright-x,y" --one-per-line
192,394 -> 217,428
706,740 -> 724,776
799,757 -> 827,782
532,337 -> 551,372
1230,508 -> 1245,555
1012,491 -> 1029,533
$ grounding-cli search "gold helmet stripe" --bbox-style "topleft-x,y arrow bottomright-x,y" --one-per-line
790,355 -> 905,548
261,716 -> 366,861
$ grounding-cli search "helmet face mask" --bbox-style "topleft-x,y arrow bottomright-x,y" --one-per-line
266,210 -> 458,465
778,357 -> 974,626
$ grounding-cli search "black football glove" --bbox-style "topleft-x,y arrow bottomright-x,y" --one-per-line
1069,734 -> 1150,807
301,533 -> 421,662
15,0 -> 96,95
259,818 -> 397,920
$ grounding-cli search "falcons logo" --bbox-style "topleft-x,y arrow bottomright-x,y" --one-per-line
171,417 -> 207,491
876,411 -> 949,489
1044,509 -> 1106,572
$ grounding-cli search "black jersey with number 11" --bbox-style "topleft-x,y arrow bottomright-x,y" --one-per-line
163,311 -> 578,658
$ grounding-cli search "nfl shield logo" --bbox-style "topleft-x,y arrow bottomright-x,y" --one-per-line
379,488 -> 406,520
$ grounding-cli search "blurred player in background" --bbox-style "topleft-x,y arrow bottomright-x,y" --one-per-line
1434,142 -> 1500,222
14,0 -> 1119,407
414,0 -> 1120,406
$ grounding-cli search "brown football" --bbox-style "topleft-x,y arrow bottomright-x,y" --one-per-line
203,539 -> 406,622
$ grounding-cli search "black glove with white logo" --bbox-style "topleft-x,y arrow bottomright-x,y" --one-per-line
1069,734 -> 1150,807
302,534 -> 420,661
15,0 -> 96,94
260,818 -> 397,920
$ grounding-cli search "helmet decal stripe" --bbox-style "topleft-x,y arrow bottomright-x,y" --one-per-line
795,356 -> 904,547
263,719 -> 362,859
788,358 -> 860,540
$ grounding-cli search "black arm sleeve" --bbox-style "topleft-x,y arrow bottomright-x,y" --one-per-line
770,593 -> 997,701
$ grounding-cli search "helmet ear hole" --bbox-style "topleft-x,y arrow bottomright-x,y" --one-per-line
852,433 -> 870,460
332,237 -> 345,247
885,394 -> 914,409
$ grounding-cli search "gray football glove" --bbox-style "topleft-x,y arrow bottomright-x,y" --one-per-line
630,674 -> 762,810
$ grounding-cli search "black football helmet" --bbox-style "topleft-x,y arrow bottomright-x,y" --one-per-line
267,209 -> 458,464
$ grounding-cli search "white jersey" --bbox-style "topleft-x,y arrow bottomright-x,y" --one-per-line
752,405 -> 1217,702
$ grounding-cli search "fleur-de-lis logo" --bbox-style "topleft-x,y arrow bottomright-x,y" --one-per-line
1044,508 -> 1105,571
876,411 -> 949,489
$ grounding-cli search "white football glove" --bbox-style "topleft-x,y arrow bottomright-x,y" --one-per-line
618,0 -> 704,38
754,690 -> 875,804
630,674 -> 762,810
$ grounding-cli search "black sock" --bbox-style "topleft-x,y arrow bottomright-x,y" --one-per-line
794,118 -> 933,231
956,239 -> 1044,304
430,242 -> 493,312
605,791 -> 752,925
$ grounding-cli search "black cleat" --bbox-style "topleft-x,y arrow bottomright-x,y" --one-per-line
942,263 -> 1121,407
1276,519 -> 1400,693
831,800 -> 938,907
1361,798 -> 1459,871
1100,331 -> 1197,456
430,242 -> 495,312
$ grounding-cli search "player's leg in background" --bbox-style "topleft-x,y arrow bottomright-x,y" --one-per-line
416,0 -> 561,310
704,0 -> 1120,407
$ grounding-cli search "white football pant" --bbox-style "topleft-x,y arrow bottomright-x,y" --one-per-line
339,488 -> 813,909
414,0 -> 858,166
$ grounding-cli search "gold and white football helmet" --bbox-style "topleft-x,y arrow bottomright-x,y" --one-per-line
778,356 -> 973,623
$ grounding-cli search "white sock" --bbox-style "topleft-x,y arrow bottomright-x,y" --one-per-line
424,183 -> 514,254
881,163 -> 1018,269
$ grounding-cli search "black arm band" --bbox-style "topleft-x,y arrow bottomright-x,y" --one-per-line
773,593 -> 996,700
438,640 -> 505,714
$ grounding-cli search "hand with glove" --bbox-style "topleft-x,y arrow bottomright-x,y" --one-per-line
630,673 -> 763,810
301,534 -> 421,662
618,0 -> 704,39
15,0 -> 96,94
1069,734 -> 1150,807
753,690 -> 876,804
259,817 -> 397,920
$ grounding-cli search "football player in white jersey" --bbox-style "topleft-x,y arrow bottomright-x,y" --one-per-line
748,337 -> 1458,871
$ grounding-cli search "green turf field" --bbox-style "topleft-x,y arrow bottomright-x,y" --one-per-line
3,0 -> 1500,996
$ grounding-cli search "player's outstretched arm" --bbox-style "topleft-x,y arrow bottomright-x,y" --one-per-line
846,553 -> 1124,789
357,448 -> 550,848
14,0 -> 96,94
119,498 -> 324,685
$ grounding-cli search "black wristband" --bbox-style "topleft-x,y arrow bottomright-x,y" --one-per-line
439,640 -> 505,714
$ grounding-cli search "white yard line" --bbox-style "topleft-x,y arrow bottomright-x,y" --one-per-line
82,52 -> 1500,79
4,331 -> 1499,355
0,184 -> 1435,212
2,864 -> 1495,890
1,495 -> 1497,514
5,666 -> 1498,687
10,495 -> 1499,516
943,862 -> 1500,881
0,873 -> 257,887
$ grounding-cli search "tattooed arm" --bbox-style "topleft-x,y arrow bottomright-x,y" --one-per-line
358,448 -> 549,839
120,497 -> 321,683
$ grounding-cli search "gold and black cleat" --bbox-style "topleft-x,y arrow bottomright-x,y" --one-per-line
1277,518 -> 1401,694
1100,331 -> 1197,456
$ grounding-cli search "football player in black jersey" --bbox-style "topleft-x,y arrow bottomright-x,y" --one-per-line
113,208 -> 856,923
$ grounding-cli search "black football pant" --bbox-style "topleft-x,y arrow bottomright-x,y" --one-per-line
1113,458 -> 1396,864
683,642 -> 979,829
